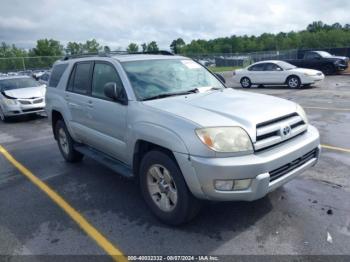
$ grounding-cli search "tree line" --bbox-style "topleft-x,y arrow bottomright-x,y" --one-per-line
177,21 -> 350,54
1,21 -> 350,71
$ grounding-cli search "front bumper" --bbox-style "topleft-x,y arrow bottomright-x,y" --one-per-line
175,125 -> 320,201
2,101 -> 45,117
303,74 -> 325,84
336,64 -> 348,71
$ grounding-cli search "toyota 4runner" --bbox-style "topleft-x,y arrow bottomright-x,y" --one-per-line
46,52 -> 321,225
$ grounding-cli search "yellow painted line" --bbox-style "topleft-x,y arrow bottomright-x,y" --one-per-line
0,145 -> 127,262
321,144 -> 350,153
304,106 -> 350,111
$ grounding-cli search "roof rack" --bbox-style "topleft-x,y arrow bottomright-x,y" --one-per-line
62,50 -> 174,60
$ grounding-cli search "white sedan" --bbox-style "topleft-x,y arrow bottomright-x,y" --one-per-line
233,60 -> 324,88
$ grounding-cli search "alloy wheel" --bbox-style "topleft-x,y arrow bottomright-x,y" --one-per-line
58,128 -> 69,155
146,164 -> 178,212
288,77 -> 299,88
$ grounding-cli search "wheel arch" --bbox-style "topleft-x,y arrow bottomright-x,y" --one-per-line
285,74 -> 301,84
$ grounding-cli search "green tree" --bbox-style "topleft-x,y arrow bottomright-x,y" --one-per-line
146,41 -> 159,52
170,38 -> 185,54
104,45 -> 111,53
65,42 -> 83,55
31,39 -> 63,56
127,43 -> 139,52
83,39 -> 102,53
141,43 -> 147,52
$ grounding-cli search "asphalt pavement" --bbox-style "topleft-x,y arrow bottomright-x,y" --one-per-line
0,75 -> 349,259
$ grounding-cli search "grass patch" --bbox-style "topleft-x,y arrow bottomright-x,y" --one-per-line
208,66 -> 241,73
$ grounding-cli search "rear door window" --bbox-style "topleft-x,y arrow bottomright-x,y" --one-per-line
49,64 -> 68,87
69,62 -> 93,94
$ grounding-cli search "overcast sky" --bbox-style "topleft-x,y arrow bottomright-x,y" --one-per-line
0,0 -> 349,50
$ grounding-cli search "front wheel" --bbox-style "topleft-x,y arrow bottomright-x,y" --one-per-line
55,120 -> 84,162
0,107 -> 9,122
287,76 -> 301,88
240,77 -> 252,88
139,150 -> 201,225
322,64 -> 335,75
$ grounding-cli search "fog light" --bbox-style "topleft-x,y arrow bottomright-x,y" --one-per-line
214,180 -> 234,191
233,179 -> 251,190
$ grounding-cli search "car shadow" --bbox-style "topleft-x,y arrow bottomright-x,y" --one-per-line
3,113 -> 47,123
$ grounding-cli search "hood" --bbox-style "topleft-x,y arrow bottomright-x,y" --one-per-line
144,89 -> 297,136
325,56 -> 349,62
3,85 -> 46,99
331,56 -> 348,60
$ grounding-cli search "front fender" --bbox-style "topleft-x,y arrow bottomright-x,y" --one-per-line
129,121 -> 190,156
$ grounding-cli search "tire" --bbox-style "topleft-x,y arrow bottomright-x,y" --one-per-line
286,76 -> 301,88
322,64 -> 335,75
0,107 -> 9,122
55,120 -> 84,162
139,150 -> 201,225
240,77 -> 252,88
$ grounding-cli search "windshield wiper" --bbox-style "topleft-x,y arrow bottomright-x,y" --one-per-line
142,88 -> 199,101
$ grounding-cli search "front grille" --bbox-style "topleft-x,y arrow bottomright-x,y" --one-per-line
18,98 -> 43,105
22,107 -> 44,112
19,100 -> 31,105
269,148 -> 318,182
254,113 -> 307,151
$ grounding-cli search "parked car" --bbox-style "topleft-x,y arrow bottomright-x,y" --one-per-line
38,72 -> 51,86
0,76 -> 46,121
46,54 -> 320,225
233,60 -> 324,88
285,51 -> 349,75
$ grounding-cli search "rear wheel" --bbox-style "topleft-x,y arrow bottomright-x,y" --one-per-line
240,77 -> 251,88
287,76 -> 301,88
139,150 -> 201,225
55,120 -> 84,162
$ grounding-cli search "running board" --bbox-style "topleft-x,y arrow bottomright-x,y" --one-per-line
74,145 -> 134,178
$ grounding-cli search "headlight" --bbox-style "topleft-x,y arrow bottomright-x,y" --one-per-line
195,127 -> 253,153
3,98 -> 18,106
296,104 -> 308,124
304,72 -> 316,76
334,60 -> 344,65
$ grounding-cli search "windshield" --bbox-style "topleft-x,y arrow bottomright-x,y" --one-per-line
122,59 -> 224,100
277,61 -> 297,70
316,51 -> 332,58
0,77 -> 40,92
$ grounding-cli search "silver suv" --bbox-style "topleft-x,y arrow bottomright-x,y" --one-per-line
46,53 -> 320,225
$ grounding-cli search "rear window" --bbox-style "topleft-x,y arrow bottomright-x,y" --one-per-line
49,63 -> 68,87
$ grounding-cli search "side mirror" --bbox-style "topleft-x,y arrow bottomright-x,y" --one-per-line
215,73 -> 226,84
104,82 -> 127,104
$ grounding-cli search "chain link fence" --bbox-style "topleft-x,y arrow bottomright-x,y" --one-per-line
187,49 -> 299,67
1,47 -> 349,74
0,56 -> 62,74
